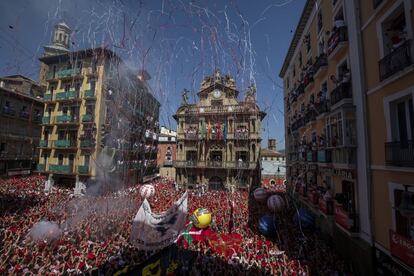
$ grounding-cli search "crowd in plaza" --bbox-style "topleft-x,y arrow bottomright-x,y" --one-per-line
0,175 -> 352,275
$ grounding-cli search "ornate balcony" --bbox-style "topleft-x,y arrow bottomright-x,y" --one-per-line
234,131 -> 249,139
385,140 -> 414,167
330,82 -> 352,108
379,40 -> 412,81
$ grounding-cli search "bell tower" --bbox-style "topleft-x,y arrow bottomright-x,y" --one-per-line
39,22 -> 72,86
51,22 -> 71,51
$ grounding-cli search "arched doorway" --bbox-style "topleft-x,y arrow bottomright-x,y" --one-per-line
209,176 -> 225,190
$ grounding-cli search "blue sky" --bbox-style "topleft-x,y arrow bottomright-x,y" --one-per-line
0,0 -> 305,149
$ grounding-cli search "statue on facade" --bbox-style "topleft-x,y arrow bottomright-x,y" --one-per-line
245,84 -> 257,101
181,88 -> 189,105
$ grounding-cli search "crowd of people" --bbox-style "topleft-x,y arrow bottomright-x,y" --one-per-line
0,175 -> 352,275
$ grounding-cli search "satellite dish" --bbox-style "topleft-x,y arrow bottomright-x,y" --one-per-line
395,185 -> 414,218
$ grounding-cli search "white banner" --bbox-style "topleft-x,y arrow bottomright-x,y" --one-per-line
130,191 -> 188,251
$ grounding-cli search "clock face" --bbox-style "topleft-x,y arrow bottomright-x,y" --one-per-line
213,89 -> 222,98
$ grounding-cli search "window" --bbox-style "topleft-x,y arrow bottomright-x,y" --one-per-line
380,3 -> 407,56
326,112 -> 343,147
58,154 -> 64,165
85,155 -> 90,166
59,33 -> 62,42
64,84 -> 70,92
0,143 -> 6,153
390,95 -> 414,144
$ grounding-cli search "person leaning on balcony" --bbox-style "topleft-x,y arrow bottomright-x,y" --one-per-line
342,68 -> 351,83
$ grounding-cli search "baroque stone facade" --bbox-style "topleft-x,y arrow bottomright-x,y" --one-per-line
173,70 -> 265,191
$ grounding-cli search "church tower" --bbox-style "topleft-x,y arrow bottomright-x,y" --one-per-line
39,22 -> 72,86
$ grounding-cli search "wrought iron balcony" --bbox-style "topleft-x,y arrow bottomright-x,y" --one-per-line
42,117 -> 51,124
379,40 -> 412,81
36,164 -> 45,172
39,140 -> 50,148
56,90 -> 79,101
48,164 -> 73,174
55,115 -> 78,124
385,140 -> 414,167
330,82 -> 352,107
53,140 -> 77,148
304,108 -> 317,123
82,114 -> 94,123
315,100 -> 329,115
84,89 -> 95,99
163,160 -> 173,166
78,165 -> 90,175
56,68 -> 81,78
327,26 -> 348,56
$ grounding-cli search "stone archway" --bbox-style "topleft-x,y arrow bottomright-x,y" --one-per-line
209,176 -> 225,190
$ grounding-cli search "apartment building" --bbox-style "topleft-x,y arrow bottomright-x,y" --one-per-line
37,22 -> 160,190
173,70 -> 266,191
279,0 -> 372,274
0,75 -> 44,176
359,0 -> 414,274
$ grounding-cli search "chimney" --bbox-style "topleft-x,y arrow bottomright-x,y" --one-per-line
268,139 -> 277,151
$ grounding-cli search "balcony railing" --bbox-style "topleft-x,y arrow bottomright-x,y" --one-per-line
36,164 -> 45,172
42,117 -> 51,124
163,160 -> 173,166
56,90 -> 79,101
295,83 -> 305,97
303,71 -> 314,88
327,26 -> 348,56
82,114 -> 94,122
385,140 -> 414,167
210,133 -> 224,140
55,115 -> 78,124
234,131 -> 249,139
184,132 -> 198,140
39,140 -> 49,148
80,139 -> 95,149
53,140 -> 77,148
315,100 -> 329,115
49,164 -> 72,174
330,82 -> 352,107
78,165 -> 90,175
56,68 -> 81,78
379,40 -> 412,81
84,90 -> 95,98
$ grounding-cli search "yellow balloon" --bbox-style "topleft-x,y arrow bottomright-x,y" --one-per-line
190,208 -> 212,229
